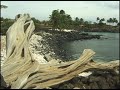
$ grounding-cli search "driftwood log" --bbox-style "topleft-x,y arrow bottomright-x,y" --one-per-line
1,14 -> 119,89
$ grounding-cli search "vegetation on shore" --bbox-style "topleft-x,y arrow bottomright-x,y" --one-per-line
1,8 -> 119,35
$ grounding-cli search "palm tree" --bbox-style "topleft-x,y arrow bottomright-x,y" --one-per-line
107,19 -> 110,25
113,18 -> 115,26
65,14 -> 72,29
50,9 -> 72,31
74,17 -> 79,29
75,17 -> 79,21
102,18 -> 105,22
49,10 -> 60,30
109,18 -> 113,26
84,21 -> 89,24
98,18 -> 104,25
115,19 -> 118,25
59,13 -> 66,31
113,18 -> 118,26
100,18 -> 105,25
97,17 -> 100,23
79,18 -> 84,25
60,10 -> 65,15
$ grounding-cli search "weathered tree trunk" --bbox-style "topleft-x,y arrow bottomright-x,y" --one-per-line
1,14 -> 119,89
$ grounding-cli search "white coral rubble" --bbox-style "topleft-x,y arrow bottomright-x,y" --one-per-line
1,34 -> 48,66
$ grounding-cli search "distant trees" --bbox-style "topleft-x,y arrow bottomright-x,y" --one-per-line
96,17 -> 100,23
96,17 -> 105,26
107,18 -> 118,26
49,10 -> 60,30
59,10 -> 67,30
84,21 -> 89,26
60,10 -> 65,15
49,9 -> 119,31
79,18 -> 84,25
109,18 -> 113,25
1,8 -> 119,34
113,18 -> 118,26
1,17 -> 14,35
107,19 -> 110,25
65,15 -> 72,29
1,5 -> 13,35
50,9 -> 93,31
49,9 -> 73,31
31,17 -> 41,24
117,22 -> 120,26
31,17 -> 51,31
99,18 -> 106,26
101,18 -> 105,22
73,17 -> 79,29
96,17 -> 118,26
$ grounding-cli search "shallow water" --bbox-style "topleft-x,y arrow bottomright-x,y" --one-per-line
61,32 -> 119,62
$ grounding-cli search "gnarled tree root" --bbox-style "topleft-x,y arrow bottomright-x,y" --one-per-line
1,14 -> 119,89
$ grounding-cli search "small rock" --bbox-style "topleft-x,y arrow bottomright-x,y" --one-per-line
73,87 -> 80,89
78,71 -> 92,77
44,54 -> 52,61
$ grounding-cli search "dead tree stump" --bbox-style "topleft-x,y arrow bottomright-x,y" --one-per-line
1,14 -> 119,89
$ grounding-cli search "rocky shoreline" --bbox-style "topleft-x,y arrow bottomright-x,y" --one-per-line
79,27 -> 119,33
1,30 -> 119,89
35,30 -> 102,60
51,67 -> 119,89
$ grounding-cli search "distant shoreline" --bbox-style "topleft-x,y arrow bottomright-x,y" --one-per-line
33,26 -> 119,34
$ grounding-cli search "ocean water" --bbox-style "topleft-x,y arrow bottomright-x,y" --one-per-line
61,32 -> 119,62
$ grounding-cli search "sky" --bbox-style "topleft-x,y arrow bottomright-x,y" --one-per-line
1,1 -> 119,22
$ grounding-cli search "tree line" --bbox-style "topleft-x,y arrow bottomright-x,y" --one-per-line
49,9 -> 119,31
97,17 -> 118,26
1,7 -> 119,34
